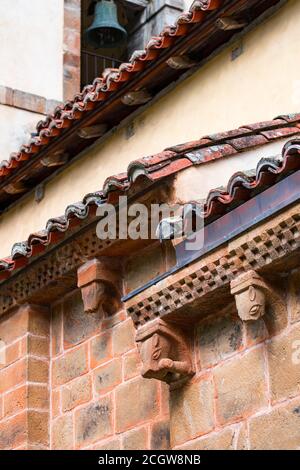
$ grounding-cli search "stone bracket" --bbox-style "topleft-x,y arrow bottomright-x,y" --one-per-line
77,258 -> 121,317
136,319 -> 194,389
230,270 -> 287,323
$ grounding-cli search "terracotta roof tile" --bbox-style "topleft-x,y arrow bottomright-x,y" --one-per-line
261,126 -> 300,140
229,134 -> 268,151
241,118 -> 288,131
186,143 -> 237,163
0,116 -> 299,281
0,1 -> 221,179
0,0 -> 285,210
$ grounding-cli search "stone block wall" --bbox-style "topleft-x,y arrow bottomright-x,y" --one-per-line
170,270 -> 300,450
0,305 -> 50,450
0,268 -> 300,450
50,290 -> 170,450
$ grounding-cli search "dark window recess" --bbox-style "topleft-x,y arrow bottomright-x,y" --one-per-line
80,1 -> 185,88
81,0 -> 146,88
81,49 -> 123,86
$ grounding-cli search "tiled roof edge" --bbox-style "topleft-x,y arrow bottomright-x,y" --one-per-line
0,0 -> 221,179
0,129 -> 299,280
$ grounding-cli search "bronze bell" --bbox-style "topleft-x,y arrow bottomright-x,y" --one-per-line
85,0 -> 127,49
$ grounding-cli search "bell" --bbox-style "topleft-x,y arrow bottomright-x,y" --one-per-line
85,0 -> 127,49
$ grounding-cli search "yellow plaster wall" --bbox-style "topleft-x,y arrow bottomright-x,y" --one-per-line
0,0 -> 299,258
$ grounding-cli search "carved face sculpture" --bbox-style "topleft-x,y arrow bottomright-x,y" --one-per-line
138,332 -> 172,379
235,285 -> 266,321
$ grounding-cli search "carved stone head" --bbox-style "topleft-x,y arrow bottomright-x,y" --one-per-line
234,284 -> 266,321
136,319 -> 194,386
138,332 -> 173,381
231,270 -> 267,321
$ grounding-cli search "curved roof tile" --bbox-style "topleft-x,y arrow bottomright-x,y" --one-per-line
0,120 -> 299,281
0,1 -> 221,181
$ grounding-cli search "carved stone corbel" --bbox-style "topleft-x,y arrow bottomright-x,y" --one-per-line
77,258 -> 121,316
230,270 -> 287,326
136,319 -> 194,389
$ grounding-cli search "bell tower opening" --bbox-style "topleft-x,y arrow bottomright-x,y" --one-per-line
80,1 -> 185,89
81,0 -> 146,88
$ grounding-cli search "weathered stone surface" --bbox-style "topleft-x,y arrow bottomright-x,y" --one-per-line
179,427 -> 235,450
102,310 -> 126,331
0,304 -> 48,345
61,375 -> 92,412
4,384 -> 49,418
51,389 -> 61,419
244,318 -> 268,347
115,377 -> 160,433
64,3 -> 81,31
90,331 -> 112,369
28,335 -> 49,358
3,385 -> 26,418
112,319 -> 135,356
267,323 -> 300,402
0,304 -> 50,450
28,385 -> 49,410
63,290 -> 101,347
197,313 -> 243,367
125,246 -> 165,294
52,345 -> 88,386
123,350 -> 141,381
75,396 -> 113,447
264,299 -> 288,337
122,426 -> 148,450
13,89 -> 46,114
249,399 -> 300,449
26,305 -> 50,337
52,415 -> 73,450
0,340 -> 21,370
170,378 -> 214,447
27,411 -> 49,446
0,85 -> 13,106
288,270 -> 300,323
93,438 -> 121,450
151,420 -> 170,450
93,359 -> 122,395
236,422 -> 248,450
27,357 -> 49,383
0,359 -> 26,394
214,347 -> 267,425
0,412 -> 27,449
51,303 -> 63,356
160,382 -> 170,417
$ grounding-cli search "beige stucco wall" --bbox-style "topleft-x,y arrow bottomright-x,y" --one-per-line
0,105 -> 44,160
0,0 -> 64,162
0,0 -> 300,258
0,0 -> 64,100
